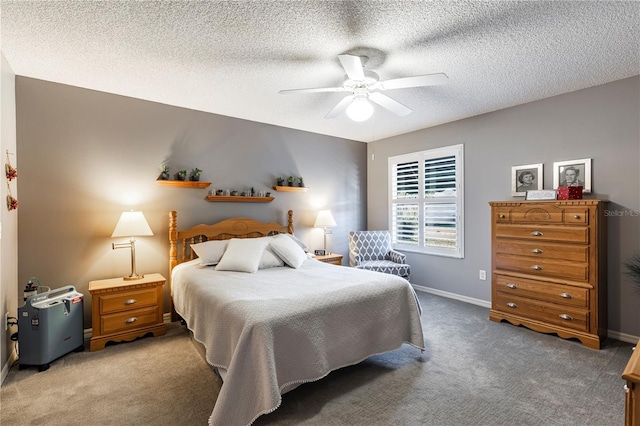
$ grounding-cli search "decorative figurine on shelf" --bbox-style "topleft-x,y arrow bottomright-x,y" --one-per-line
277,177 -> 285,186
175,170 -> 187,181
287,176 -> 295,186
158,164 -> 170,180
298,176 -> 304,187
189,168 -> 202,181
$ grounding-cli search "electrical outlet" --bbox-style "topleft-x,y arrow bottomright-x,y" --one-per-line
479,270 -> 487,281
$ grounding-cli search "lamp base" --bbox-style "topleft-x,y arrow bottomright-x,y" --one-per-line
123,274 -> 144,281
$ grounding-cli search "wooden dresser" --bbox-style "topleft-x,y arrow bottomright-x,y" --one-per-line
488,200 -> 607,349
89,273 -> 166,351
624,341 -> 640,426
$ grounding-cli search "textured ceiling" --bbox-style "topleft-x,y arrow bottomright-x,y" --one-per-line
2,1 -> 639,142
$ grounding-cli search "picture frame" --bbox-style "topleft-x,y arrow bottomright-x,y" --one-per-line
553,158 -> 592,194
511,163 -> 543,197
526,190 -> 557,200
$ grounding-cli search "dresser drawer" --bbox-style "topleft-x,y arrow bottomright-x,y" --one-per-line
564,208 -> 589,225
495,240 -> 588,262
99,288 -> 158,315
495,224 -> 589,244
101,307 -> 160,335
496,254 -> 589,282
494,293 -> 589,332
495,275 -> 588,308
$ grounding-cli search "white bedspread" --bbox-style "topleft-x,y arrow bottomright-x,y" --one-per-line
172,258 -> 425,426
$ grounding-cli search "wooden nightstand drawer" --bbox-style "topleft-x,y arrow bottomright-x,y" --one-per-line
315,253 -> 343,265
101,307 -> 160,335
99,288 -> 158,314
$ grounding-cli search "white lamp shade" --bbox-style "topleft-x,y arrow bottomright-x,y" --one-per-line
314,210 -> 337,228
346,98 -> 374,122
111,211 -> 153,238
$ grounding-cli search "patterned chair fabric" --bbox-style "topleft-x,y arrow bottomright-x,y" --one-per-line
348,230 -> 411,281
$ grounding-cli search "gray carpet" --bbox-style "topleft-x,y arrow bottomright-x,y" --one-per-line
1,292 -> 633,426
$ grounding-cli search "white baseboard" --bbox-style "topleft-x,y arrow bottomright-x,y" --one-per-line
411,284 -> 639,345
1,347 -> 18,386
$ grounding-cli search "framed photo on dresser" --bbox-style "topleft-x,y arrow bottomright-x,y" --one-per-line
553,158 -> 592,193
511,163 -> 543,197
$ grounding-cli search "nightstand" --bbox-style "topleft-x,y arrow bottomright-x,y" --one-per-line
89,273 -> 166,351
315,253 -> 343,266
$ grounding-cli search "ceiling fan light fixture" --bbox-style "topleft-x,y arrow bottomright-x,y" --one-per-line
346,97 -> 374,122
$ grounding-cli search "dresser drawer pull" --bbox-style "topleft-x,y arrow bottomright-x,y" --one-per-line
499,214 -> 505,219
506,283 -> 517,289
558,314 -> 573,321
530,265 -> 543,270
506,302 -> 518,309
559,293 -> 573,299
530,231 -> 543,236
125,317 -> 138,324
531,248 -> 543,254
124,299 -> 137,305
573,215 -> 580,219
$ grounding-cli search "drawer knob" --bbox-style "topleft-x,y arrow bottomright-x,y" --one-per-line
573,215 -> 580,219
124,299 -> 137,305
506,283 -> 517,289
530,265 -> 543,271
531,231 -> 543,236
531,248 -> 543,254
559,292 -> 573,299
558,314 -> 573,321
125,317 -> 138,324
499,214 -> 505,219
506,302 -> 518,309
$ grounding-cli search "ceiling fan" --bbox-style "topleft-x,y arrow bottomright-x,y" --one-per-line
279,54 -> 448,122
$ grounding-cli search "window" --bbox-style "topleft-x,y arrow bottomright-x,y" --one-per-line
389,144 -> 464,258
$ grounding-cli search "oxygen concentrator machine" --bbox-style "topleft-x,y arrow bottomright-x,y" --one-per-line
18,285 -> 84,371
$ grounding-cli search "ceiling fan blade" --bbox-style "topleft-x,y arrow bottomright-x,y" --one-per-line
380,73 -> 449,90
338,54 -> 365,81
325,95 -> 354,119
279,86 -> 347,94
369,92 -> 412,116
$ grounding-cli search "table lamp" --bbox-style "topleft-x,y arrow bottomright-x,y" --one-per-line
111,211 -> 153,280
314,209 -> 337,253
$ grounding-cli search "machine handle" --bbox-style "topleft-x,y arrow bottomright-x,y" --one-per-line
559,314 -> 573,321
506,302 -> 518,309
124,299 -> 137,305
531,231 -> 543,236
506,283 -> 517,289
531,265 -> 543,270
125,317 -> 138,324
559,293 -> 573,299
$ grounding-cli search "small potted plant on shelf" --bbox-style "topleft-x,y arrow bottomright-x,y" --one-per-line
277,177 -> 285,186
298,176 -> 305,187
287,176 -> 295,187
158,164 -> 170,180
189,168 -> 203,181
175,170 -> 187,181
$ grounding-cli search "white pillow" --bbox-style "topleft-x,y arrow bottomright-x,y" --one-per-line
285,233 -> 309,252
190,240 -> 228,266
215,238 -> 268,273
270,234 -> 308,269
260,246 -> 285,269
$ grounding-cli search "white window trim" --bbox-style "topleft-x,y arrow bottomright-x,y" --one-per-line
388,144 -> 464,258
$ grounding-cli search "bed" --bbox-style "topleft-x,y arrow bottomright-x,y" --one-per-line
169,210 -> 425,426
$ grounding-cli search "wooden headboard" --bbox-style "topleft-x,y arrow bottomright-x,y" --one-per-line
169,210 -> 294,272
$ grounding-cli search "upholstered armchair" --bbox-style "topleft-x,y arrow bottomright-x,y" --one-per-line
348,230 -> 411,281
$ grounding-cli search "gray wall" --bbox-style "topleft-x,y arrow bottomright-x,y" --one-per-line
368,76 -> 640,340
1,53 -> 18,378
15,77 -> 367,328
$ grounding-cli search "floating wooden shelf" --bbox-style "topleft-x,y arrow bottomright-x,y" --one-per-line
206,196 -> 274,203
156,180 -> 211,188
273,186 -> 308,192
